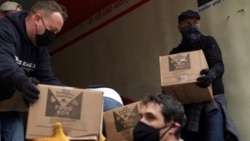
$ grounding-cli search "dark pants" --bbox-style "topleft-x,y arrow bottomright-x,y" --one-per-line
182,102 -> 225,141
0,111 -> 24,141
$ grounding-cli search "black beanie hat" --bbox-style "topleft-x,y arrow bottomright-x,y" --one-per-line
178,10 -> 200,23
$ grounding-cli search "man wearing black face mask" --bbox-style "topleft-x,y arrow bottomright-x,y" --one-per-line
35,15 -> 56,46
169,10 -> 240,141
133,93 -> 186,141
0,0 -> 67,140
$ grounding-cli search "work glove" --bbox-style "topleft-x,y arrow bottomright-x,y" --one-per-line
32,122 -> 69,141
196,69 -> 216,88
16,76 -> 40,104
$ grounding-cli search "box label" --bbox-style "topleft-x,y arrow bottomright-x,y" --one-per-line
45,89 -> 82,119
168,54 -> 191,71
113,105 -> 140,132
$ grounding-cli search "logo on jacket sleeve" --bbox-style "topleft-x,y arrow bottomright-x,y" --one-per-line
15,56 -> 36,72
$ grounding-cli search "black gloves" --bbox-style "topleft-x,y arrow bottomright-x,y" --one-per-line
16,77 -> 40,104
196,69 -> 216,88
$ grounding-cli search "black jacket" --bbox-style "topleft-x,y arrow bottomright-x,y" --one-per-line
0,11 -> 61,100
170,35 -> 240,141
170,35 -> 224,95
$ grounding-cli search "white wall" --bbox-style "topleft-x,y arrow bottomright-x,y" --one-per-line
50,0 -> 250,140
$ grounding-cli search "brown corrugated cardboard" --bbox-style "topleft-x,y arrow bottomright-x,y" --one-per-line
26,84 -> 103,141
0,91 -> 27,112
159,50 -> 213,104
103,101 -> 141,141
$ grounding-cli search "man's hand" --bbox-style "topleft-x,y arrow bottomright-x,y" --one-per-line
196,69 -> 216,88
16,77 -> 40,104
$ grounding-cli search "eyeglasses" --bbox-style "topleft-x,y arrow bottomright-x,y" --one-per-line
40,17 -> 47,30
39,16 -> 58,34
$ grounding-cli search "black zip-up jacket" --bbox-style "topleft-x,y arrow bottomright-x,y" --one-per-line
0,11 -> 61,100
169,35 -> 224,95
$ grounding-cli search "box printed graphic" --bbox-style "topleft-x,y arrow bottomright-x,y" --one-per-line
113,104 -> 140,132
168,54 -> 191,71
104,102 -> 141,141
45,89 -> 82,119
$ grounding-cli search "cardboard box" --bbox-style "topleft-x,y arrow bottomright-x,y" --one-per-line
0,91 -> 27,112
103,101 -> 141,141
26,84 -> 103,141
159,50 -> 213,104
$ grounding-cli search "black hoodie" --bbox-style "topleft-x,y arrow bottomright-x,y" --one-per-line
0,11 -> 61,100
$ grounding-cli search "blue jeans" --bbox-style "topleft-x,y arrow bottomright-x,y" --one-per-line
182,103 -> 225,141
103,97 -> 123,112
0,111 -> 24,141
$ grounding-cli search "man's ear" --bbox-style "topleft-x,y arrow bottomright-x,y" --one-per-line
33,14 -> 42,25
169,122 -> 181,134
34,14 -> 41,21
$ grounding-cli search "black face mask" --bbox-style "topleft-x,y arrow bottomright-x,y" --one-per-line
133,121 -> 172,141
35,17 -> 56,46
180,24 -> 201,44
35,29 -> 56,46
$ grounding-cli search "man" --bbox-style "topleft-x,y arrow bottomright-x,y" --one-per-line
133,93 -> 186,141
0,1 -> 22,18
0,0 -> 67,140
169,10 -> 240,141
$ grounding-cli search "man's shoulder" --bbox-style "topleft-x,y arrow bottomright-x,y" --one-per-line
0,18 -> 16,40
201,35 -> 216,41
2,11 -> 27,31
0,16 -> 12,30
0,11 -> 28,44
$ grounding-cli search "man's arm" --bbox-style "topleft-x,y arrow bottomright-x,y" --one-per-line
203,36 -> 224,78
31,48 -> 62,86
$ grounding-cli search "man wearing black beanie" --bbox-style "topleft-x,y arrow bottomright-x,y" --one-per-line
168,10 -> 240,141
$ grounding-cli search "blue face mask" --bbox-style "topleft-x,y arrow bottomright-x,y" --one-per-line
133,121 -> 172,141
181,24 -> 201,44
